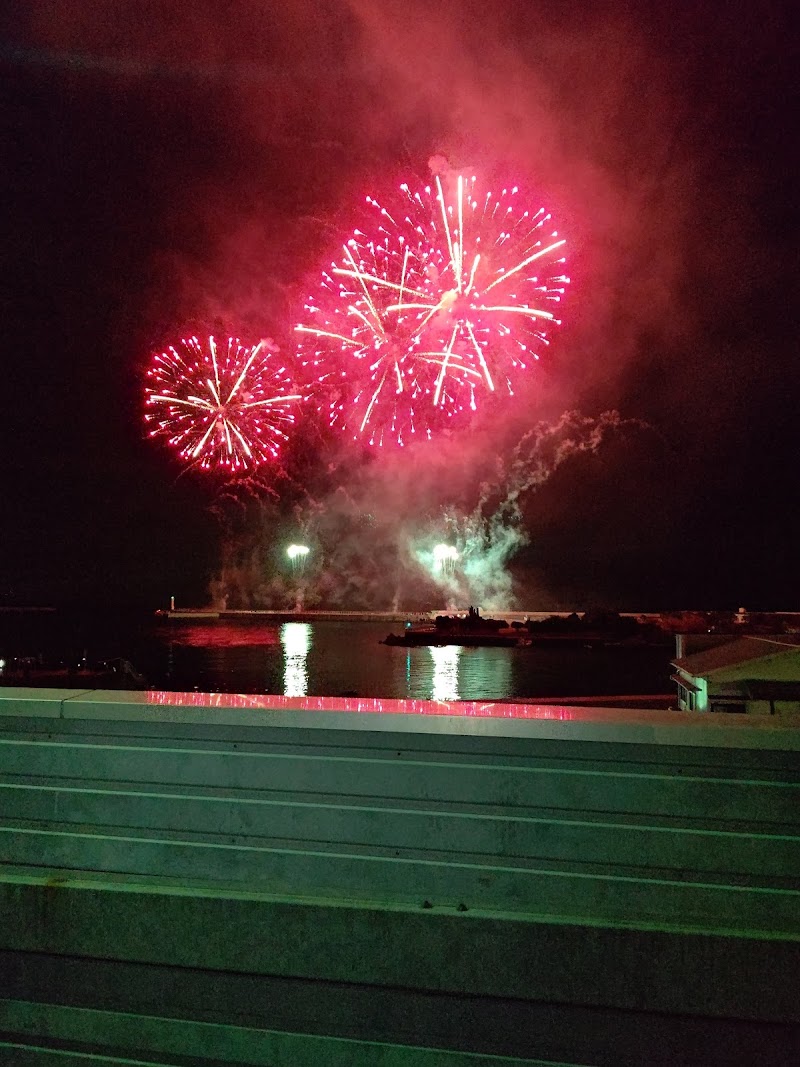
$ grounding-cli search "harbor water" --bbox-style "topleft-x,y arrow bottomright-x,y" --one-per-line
0,611 -> 675,703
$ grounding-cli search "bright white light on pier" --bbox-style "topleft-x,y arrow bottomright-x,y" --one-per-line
287,543 -> 311,579
433,543 -> 458,575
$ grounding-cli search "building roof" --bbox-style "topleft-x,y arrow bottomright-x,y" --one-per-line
672,635 -> 800,677
670,673 -> 701,692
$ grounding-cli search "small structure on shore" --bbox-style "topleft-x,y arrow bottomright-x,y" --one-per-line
672,633 -> 800,714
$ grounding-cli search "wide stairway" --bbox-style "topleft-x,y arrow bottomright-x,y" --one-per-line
0,689 -> 798,1064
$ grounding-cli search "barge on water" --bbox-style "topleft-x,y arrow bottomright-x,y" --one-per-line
382,607 -> 532,648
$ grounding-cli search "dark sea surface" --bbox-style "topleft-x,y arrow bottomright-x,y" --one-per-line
0,611 -> 675,702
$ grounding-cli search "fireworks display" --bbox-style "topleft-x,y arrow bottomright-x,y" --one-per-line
295,172 -> 568,445
145,336 -> 301,474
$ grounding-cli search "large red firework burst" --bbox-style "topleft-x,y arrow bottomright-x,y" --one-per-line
144,335 -> 301,474
295,173 -> 568,446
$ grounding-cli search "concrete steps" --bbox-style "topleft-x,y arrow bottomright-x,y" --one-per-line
1,996 -> 566,1067
1,690 -> 799,1063
2,779 -> 798,878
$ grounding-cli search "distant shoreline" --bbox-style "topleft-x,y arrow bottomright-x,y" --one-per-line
0,606 -> 56,613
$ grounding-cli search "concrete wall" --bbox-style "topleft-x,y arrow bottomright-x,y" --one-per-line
1,688 -> 799,1064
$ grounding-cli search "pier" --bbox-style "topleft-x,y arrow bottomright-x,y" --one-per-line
157,607 -> 665,623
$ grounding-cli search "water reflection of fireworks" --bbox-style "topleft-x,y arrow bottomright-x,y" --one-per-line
281,622 -> 311,697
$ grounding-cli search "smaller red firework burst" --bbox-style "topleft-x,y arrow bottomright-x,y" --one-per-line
145,335 -> 301,474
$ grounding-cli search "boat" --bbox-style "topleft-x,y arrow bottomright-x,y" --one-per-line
0,655 -> 146,689
382,606 -> 532,648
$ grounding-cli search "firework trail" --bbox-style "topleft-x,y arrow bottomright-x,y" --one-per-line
295,169 -> 568,446
145,335 -> 301,474
414,411 -> 647,609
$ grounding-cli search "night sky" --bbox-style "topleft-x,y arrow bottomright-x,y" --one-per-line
1,1 -> 796,610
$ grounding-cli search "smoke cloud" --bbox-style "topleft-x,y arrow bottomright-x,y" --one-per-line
5,0 -> 792,607
210,410 -> 653,610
